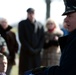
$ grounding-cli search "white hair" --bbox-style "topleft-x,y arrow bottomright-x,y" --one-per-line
45,18 -> 60,30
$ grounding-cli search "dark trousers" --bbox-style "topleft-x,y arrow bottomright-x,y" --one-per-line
19,53 -> 41,75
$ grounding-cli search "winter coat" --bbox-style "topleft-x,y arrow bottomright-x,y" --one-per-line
18,18 -> 44,75
42,28 -> 63,66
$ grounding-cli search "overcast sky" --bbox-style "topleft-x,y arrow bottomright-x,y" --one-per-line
0,0 -> 65,25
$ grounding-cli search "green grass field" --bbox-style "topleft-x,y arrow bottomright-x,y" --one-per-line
10,54 -> 19,75
10,65 -> 18,75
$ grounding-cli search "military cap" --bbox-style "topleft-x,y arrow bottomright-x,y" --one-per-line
62,0 -> 76,15
27,8 -> 35,13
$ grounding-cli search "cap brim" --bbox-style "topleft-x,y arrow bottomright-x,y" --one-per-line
62,12 -> 69,16
62,10 -> 76,16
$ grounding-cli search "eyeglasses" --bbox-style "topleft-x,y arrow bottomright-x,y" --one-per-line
47,22 -> 54,25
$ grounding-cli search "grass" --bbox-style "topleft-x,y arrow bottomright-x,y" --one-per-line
10,65 -> 18,75
10,54 -> 19,75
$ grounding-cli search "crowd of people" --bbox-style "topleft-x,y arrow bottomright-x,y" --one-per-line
0,18 -> 18,75
1,0 -> 76,75
0,8 -> 64,75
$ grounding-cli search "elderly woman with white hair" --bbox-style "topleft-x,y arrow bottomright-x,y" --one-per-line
42,18 -> 63,66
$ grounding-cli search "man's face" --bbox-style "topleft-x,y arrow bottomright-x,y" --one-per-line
27,12 -> 35,21
65,12 -> 76,32
0,57 -> 7,72
0,19 -> 8,29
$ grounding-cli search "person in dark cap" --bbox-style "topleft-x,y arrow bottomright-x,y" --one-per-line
18,7 -> 44,75
24,0 -> 76,75
27,8 -> 35,13
62,0 -> 76,15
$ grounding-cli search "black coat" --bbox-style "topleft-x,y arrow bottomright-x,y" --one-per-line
18,18 -> 44,74
18,19 -> 44,55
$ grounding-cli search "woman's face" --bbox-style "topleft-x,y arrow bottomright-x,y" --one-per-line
46,21 -> 55,29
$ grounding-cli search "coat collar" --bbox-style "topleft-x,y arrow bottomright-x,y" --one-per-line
5,25 -> 12,32
0,25 -> 12,33
26,18 -> 36,24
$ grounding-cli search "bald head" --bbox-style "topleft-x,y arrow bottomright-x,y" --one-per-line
0,18 -> 8,29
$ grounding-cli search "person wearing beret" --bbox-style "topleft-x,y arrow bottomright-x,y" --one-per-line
18,8 -> 44,75
24,0 -> 76,75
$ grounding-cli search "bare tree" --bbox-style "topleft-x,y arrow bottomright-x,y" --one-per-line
45,0 -> 51,19
45,0 -> 61,19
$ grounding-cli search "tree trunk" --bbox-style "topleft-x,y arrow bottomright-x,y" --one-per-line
45,0 -> 51,19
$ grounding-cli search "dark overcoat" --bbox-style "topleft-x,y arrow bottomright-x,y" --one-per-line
18,18 -> 44,75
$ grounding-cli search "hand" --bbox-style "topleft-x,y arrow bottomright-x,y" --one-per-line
54,36 -> 58,40
32,66 -> 47,75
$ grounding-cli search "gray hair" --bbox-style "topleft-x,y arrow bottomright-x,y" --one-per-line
0,53 -> 7,59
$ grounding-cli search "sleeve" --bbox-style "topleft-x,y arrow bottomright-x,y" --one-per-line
43,34 -> 59,49
48,38 -> 59,46
34,26 -> 45,53
43,41 -> 51,49
24,66 -> 61,75
13,33 -> 18,53
18,21 -> 36,54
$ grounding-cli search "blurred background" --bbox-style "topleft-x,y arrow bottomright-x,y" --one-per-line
0,0 -> 66,75
0,0 -> 65,25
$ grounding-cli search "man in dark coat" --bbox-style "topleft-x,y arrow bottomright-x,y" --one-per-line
0,18 -> 18,75
24,0 -> 76,75
18,8 -> 44,75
